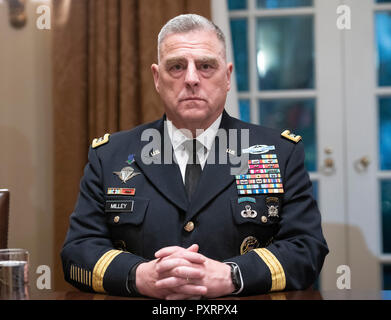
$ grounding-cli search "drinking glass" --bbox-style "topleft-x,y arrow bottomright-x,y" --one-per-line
0,249 -> 29,300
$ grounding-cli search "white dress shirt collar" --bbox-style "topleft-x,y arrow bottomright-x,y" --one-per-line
165,114 -> 222,182
166,114 -> 222,153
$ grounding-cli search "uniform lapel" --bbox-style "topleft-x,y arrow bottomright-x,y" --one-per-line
132,112 -> 244,216
133,117 -> 189,212
188,155 -> 235,219
186,111 -> 242,220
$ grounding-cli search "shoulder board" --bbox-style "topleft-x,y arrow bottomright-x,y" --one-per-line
92,133 -> 110,148
281,130 -> 302,143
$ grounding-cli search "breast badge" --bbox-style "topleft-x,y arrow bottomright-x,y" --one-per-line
240,205 -> 257,218
113,166 -> 140,184
241,145 -> 275,154
266,197 -> 280,218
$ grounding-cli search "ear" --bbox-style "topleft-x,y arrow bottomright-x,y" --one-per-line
151,64 -> 160,93
226,62 -> 233,91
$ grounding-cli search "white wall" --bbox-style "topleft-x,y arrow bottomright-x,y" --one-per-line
0,0 -> 53,294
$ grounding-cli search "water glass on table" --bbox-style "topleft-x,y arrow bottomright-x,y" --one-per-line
0,249 -> 29,300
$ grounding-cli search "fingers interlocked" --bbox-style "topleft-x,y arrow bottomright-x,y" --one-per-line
154,245 -> 208,299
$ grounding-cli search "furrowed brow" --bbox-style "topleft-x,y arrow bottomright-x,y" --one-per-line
196,57 -> 219,67
164,57 -> 187,67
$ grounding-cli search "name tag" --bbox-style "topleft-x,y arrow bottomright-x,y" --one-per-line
105,200 -> 134,213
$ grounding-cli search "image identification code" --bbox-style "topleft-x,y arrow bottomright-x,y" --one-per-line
152,304 -> 239,317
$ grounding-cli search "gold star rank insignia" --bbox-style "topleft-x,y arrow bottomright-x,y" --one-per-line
281,130 -> 302,143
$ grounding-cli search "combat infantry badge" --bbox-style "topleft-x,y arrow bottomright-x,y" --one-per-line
241,145 -> 275,155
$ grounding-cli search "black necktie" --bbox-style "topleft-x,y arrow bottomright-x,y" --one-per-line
184,139 -> 202,200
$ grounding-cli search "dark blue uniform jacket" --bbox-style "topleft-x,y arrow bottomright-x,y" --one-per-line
61,111 -> 328,297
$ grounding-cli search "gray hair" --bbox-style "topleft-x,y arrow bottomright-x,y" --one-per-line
157,14 -> 226,61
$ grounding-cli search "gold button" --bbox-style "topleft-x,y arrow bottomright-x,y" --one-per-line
113,216 -> 120,223
261,216 -> 268,223
184,221 -> 195,232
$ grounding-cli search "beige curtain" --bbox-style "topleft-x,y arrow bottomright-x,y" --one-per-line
52,0 -> 211,290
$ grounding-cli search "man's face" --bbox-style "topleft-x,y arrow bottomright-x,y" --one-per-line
151,30 -> 233,130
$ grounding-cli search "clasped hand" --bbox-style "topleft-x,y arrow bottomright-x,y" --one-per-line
135,244 -> 235,300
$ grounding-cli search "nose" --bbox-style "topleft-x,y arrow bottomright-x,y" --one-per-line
184,62 -> 200,89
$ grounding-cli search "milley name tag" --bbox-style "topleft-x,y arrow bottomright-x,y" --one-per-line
105,200 -> 134,213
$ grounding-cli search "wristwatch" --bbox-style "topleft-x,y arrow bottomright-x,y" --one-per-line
226,262 -> 243,294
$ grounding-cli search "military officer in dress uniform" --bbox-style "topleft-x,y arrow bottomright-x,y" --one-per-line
61,14 -> 328,299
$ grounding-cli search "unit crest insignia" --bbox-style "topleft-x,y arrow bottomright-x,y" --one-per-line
240,236 -> 260,255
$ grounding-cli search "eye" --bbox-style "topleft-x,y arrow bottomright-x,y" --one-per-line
198,62 -> 216,75
170,64 -> 183,71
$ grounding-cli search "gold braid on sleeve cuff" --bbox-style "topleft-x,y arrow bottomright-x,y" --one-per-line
253,248 -> 286,292
92,249 -> 122,293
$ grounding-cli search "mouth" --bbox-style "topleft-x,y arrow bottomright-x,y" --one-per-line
179,97 -> 206,102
